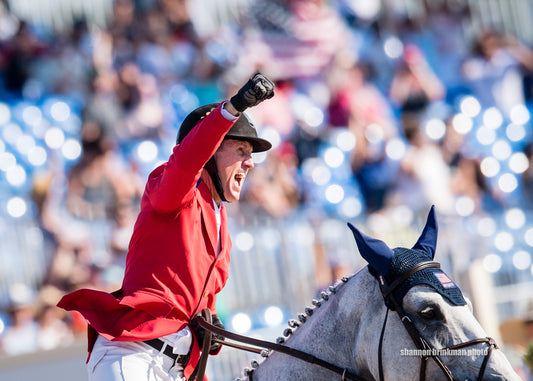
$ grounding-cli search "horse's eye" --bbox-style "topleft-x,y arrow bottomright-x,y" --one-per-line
419,307 -> 436,320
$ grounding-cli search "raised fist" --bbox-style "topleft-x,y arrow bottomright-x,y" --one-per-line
230,73 -> 275,112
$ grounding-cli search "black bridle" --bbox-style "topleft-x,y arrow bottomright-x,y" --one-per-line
377,261 -> 499,381
196,261 -> 499,381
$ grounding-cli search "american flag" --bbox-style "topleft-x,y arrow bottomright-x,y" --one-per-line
239,0 -> 352,80
434,272 -> 456,289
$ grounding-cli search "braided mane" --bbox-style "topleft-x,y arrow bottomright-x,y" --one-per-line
240,276 -> 352,378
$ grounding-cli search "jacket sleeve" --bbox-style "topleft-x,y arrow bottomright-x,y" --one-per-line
145,103 -> 235,212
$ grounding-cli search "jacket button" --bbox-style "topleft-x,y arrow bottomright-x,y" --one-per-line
203,291 -> 209,298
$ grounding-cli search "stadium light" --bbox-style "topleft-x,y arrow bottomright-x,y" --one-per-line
483,254 -> 502,273
494,231 -> 514,252
512,251 -> 531,270
509,104 -> 530,125
504,208 -> 526,229
231,312 -> 252,334
263,305 -> 284,327
7,197 -> 27,218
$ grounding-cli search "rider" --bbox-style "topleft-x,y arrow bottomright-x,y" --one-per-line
58,73 -> 275,381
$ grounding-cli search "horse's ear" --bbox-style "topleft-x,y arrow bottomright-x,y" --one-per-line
347,222 -> 394,275
412,205 -> 438,259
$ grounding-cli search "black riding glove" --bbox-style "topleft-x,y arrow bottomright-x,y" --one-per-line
191,313 -> 225,354
230,73 -> 275,112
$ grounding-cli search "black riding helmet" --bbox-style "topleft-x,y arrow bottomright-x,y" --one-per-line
176,103 -> 272,201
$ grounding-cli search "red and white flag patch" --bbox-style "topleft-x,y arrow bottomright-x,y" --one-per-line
433,272 -> 456,289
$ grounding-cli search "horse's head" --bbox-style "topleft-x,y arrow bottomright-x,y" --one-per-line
348,206 -> 521,381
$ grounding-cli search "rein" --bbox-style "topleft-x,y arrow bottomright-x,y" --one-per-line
195,261 -> 499,381
189,309 -> 214,381
195,316 -> 366,380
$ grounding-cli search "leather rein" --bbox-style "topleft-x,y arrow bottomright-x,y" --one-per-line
194,314 -> 365,381
194,261 -> 499,381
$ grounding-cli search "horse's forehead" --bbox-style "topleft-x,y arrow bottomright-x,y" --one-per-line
403,286 -> 468,315
403,286 -> 453,307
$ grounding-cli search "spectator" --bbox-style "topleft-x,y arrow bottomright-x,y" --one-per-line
0,21 -> 47,96
30,171 -> 93,290
390,115 -> 455,215
241,142 -> 302,218
336,59 -> 399,212
461,30 -> 533,114
424,0 -> 471,96
35,286 -> 74,351
440,117 -> 500,214
108,0 -> 139,68
66,120 -> 121,221
65,119 -> 139,271
0,284 -> 39,356
83,66 -> 125,141
449,155 -> 495,213
389,42 -> 446,123
117,71 -> 165,141
53,20 -> 94,100
439,116 -> 467,166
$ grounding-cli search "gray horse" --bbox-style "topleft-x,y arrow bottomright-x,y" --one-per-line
238,207 -> 521,380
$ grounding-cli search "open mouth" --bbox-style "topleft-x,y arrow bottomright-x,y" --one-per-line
235,173 -> 245,186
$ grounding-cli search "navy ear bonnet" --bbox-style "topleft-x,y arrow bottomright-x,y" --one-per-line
385,247 -> 466,306
348,206 -> 466,306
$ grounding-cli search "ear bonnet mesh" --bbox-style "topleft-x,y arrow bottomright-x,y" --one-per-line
385,247 -> 466,306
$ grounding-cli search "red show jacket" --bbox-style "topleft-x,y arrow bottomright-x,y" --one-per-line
58,103 -> 235,378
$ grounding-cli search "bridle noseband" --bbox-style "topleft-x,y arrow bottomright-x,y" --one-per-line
196,261 -> 499,381
377,261 -> 499,381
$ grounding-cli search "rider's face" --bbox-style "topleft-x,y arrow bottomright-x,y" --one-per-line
214,139 -> 254,203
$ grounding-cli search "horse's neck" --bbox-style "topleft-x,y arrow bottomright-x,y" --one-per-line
249,268 -> 385,380
245,268 -> 523,381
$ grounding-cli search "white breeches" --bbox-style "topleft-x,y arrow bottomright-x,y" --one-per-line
88,334 -> 191,381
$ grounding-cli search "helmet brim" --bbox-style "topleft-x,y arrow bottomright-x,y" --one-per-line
224,134 -> 272,153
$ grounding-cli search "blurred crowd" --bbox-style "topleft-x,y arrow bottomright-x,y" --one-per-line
0,1 -> 532,376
